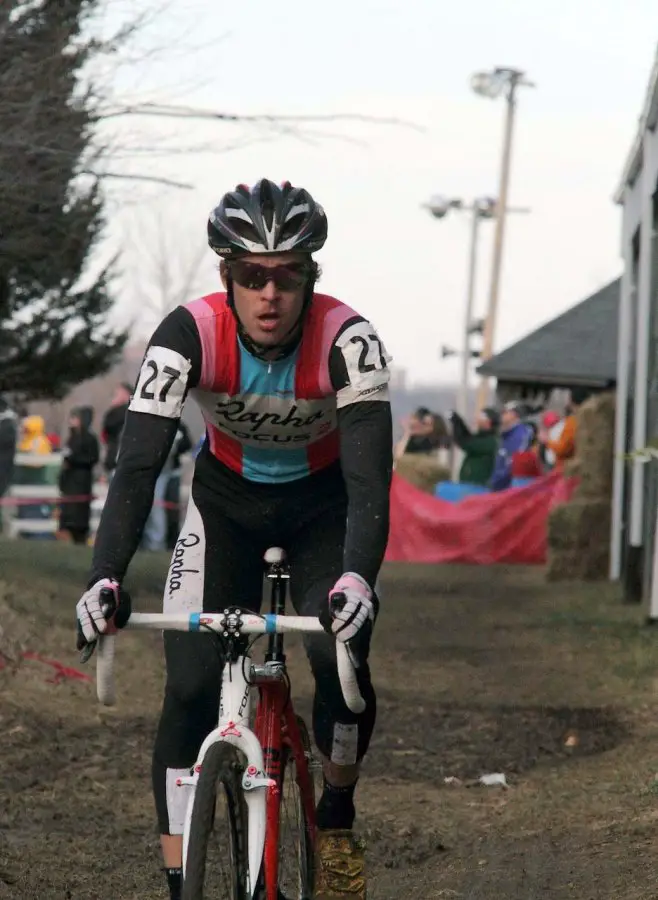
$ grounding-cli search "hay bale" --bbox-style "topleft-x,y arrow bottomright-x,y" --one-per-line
395,453 -> 451,494
574,391 -> 615,499
546,542 -> 609,581
545,391 -> 614,581
547,499 -> 611,551
563,458 -> 580,480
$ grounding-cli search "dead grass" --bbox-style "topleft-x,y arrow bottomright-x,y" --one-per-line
2,540 -> 658,898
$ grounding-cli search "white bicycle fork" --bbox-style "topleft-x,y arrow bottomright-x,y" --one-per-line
177,656 -> 271,898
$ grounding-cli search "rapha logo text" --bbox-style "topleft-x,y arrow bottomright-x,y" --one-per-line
168,532 -> 201,596
212,399 -> 335,443
215,399 -> 325,433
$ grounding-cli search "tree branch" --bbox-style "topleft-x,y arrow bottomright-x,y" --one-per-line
81,170 -> 193,189
100,102 -> 425,132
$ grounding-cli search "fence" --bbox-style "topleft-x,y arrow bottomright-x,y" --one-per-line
0,453 -> 103,539
2,453 -> 62,538
1,453 -> 191,543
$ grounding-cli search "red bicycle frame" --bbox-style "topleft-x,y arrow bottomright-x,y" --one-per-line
254,679 -> 317,900
253,560 -> 317,900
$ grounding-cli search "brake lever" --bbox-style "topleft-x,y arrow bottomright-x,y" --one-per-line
79,643 -> 95,665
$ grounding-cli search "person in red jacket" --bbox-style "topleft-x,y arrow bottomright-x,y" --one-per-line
510,420 -> 542,479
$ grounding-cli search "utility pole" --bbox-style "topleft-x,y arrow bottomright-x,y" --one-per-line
471,67 -> 534,413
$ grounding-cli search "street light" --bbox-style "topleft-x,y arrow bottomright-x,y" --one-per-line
471,67 -> 535,414
423,195 -> 500,420
425,196 -> 465,219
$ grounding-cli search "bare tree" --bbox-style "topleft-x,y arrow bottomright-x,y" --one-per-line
123,205 -> 209,332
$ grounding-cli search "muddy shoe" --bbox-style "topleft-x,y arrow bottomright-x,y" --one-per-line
314,829 -> 366,900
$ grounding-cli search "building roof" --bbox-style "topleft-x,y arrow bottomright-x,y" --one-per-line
477,278 -> 620,388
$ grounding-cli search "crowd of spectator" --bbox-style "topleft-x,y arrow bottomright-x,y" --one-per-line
396,387 -> 591,494
0,383 -> 593,542
0,386 -> 194,548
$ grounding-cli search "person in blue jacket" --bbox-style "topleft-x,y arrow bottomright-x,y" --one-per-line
489,401 -> 532,491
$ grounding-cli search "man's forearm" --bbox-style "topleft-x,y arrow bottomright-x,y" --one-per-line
343,489 -> 390,587
89,413 -> 178,586
338,401 -> 393,588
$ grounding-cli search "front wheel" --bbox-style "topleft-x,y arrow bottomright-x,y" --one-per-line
183,743 -> 249,900
277,717 -> 316,900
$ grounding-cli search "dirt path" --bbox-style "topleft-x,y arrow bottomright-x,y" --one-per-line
2,542 -> 658,899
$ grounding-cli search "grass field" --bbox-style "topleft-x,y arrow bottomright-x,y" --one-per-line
2,539 -> 658,898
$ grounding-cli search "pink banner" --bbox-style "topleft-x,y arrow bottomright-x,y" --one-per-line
386,471 -> 576,565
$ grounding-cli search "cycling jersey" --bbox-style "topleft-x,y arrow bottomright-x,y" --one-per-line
128,292 -> 388,483
90,291 -> 393,589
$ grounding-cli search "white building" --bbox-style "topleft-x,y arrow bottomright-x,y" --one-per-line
613,46 -> 658,616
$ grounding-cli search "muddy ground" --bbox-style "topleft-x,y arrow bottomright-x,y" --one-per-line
2,540 -> 658,899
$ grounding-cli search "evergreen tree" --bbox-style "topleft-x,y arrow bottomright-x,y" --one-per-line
0,0 -> 126,399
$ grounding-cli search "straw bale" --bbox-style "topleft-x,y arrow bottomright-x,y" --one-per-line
574,391 -> 615,499
547,498 -> 611,551
546,543 -> 609,582
396,453 -> 451,494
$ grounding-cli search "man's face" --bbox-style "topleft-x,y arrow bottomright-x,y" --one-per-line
501,408 -> 519,430
476,412 -> 492,431
224,253 -> 311,348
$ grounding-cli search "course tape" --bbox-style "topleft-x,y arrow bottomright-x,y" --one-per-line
0,651 -> 92,684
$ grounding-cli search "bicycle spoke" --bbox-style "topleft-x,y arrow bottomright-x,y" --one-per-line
207,785 -> 240,898
276,727 -> 315,900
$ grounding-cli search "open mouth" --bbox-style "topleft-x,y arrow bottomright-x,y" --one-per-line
257,313 -> 280,331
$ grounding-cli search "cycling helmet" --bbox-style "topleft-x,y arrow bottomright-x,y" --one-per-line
208,179 -> 328,258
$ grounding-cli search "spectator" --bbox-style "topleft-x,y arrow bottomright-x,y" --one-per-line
394,406 -> 437,460
449,407 -> 498,486
538,388 -> 590,469
57,407 -> 100,545
165,422 -> 193,550
142,422 -> 192,552
490,401 -> 532,491
101,383 -> 132,477
18,415 -> 53,454
511,420 -> 543,480
538,411 -> 562,471
0,395 -> 18,501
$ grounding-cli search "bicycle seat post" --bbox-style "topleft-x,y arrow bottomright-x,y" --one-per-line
264,547 -> 289,666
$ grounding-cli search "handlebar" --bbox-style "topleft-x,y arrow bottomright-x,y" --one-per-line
96,611 -> 365,714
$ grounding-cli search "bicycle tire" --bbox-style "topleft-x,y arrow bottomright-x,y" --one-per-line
277,716 -> 316,900
182,742 -> 249,900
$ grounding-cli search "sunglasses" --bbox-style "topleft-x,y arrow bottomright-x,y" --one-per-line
229,260 -> 312,291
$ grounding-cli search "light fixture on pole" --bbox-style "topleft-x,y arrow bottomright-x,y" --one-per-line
422,195 -> 495,419
470,67 -> 534,414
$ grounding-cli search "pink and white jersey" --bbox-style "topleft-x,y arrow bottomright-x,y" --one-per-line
170,292 -> 391,483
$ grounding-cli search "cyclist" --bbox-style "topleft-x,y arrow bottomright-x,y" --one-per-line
75,179 -> 393,900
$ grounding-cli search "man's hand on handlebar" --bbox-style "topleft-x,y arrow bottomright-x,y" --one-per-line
76,579 -> 132,661
321,572 -> 377,667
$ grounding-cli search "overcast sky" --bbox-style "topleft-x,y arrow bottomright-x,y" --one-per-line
99,0 -> 658,386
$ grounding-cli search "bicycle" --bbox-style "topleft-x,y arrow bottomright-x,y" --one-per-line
95,546 -> 365,900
